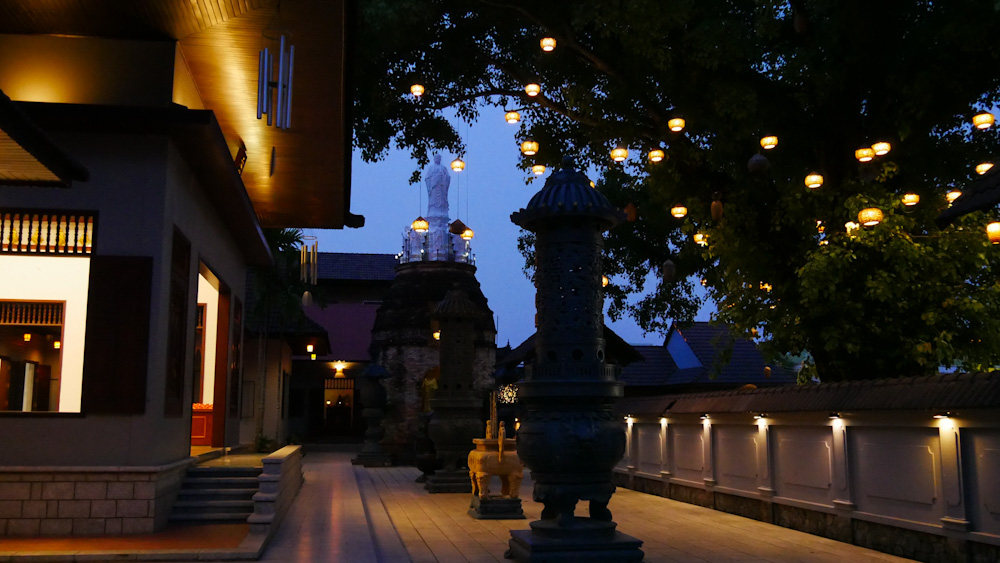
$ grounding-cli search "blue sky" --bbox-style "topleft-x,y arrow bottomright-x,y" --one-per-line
306,112 -> 712,348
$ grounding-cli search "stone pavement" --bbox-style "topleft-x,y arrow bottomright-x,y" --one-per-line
0,451 -> 915,562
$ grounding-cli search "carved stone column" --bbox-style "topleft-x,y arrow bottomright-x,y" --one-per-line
425,287 -> 485,493
506,158 -> 643,562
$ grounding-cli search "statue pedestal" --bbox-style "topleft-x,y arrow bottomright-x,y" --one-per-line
351,452 -> 392,467
506,518 -> 643,562
424,469 -> 472,493
469,495 -> 524,520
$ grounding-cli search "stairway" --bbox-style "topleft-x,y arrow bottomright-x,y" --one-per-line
169,465 -> 261,523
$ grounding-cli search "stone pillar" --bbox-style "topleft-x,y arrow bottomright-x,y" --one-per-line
506,158 -> 643,562
352,365 -> 392,467
425,287 -> 485,493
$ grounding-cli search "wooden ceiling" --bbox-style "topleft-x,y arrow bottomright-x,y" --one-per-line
0,0 -> 357,229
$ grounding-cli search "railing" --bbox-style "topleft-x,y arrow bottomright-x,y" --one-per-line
0,301 -> 64,326
0,210 -> 96,255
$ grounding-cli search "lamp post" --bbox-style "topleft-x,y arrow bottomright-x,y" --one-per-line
507,157 -> 643,562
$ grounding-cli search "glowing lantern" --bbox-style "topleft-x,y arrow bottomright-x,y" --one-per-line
532,164 -> 546,175
804,173 -> 824,189
23,333 -> 31,342
988,222 -> 1000,244
589,181 -> 596,188
760,136 -> 778,150
306,344 -> 314,353
670,205 -> 688,218
525,83 -> 541,97
611,144 -> 629,162
602,275 -> 609,287
412,216 -> 429,233
505,110 -> 521,124
845,221 -> 860,235
858,207 -> 883,227
451,158 -> 465,172
461,227 -> 474,240
855,147 -> 875,162
410,83 -> 424,97
53,341 -> 61,350
902,193 -> 920,206
973,112 -> 995,130
540,37 -> 557,52
521,138 -> 539,156
668,118 -> 685,132
693,233 -> 708,246
946,190 -> 962,203
432,330 -> 441,341
648,148 -> 665,162
871,142 -> 891,156
976,162 -> 994,175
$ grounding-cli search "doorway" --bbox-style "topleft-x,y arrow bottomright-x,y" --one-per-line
190,263 -> 230,448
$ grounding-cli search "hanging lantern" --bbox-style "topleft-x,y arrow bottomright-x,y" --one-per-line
902,193 -> 920,206
432,330 -> 441,341
871,141 -> 891,156
748,154 -> 771,174
855,147 -> 875,162
988,222 -> 1000,244
693,233 -> 708,246
532,164 -> 546,175
759,136 -> 778,150
711,192 -> 724,222
804,173 -> 824,189
662,259 -> 676,281
858,207 -> 883,227
946,189 -> 962,203
521,138 -> 539,156
648,148 -> 665,162
976,162 -> 994,175
461,227 -> 474,240
624,203 -> 638,222
505,110 -> 521,124
410,83 -> 425,97
611,144 -> 629,162
973,112 -> 995,130
302,290 -> 314,307
412,216 -> 429,233
670,205 -> 687,218
451,158 -> 466,172
668,118 -> 685,132
524,82 -> 541,97
540,37 -> 557,52
589,180 -> 596,188
602,275 -> 609,287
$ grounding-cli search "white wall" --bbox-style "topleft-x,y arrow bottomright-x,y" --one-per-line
196,273 -> 218,405
0,255 -> 90,412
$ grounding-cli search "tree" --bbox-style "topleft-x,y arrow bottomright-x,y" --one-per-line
353,0 -> 1000,380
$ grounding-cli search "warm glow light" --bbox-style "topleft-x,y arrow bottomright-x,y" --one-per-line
505,110 -> 521,124
946,190 -> 963,203
410,83 -> 424,97
521,139 -> 539,156
23,333 -> 31,342
412,217 -> 429,233
871,141 -> 891,156
902,193 -> 920,206
974,112 -> 995,129
760,136 -> 778,150
306,344 -> 314,353
855,147 -> 875,162
648,148 -> 665,162
668,118 -> 686,132
590,181 -> 596,188
693,233 -> 708,246
805,173 -> 824,189
532,164 -> 546,175
540,37 -> 557,52
987,222 -> 1000,244
53,341 -> 61,350
858,207 -> 883,227
310,353 -> 317,360
660,417 -> 667,425
611,144 -> 629,162
525,83 -> 541,97
461,228 -> 474,241
602,275 -> 609,287
976,162 -> 994,175
334,361 -> 346,371
670,205 -> 688,218
451,158 -> 466,172
845,221 -> 860,235
432,330 -> 441,341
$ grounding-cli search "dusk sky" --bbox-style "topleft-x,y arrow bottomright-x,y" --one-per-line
306,109 -> 714,348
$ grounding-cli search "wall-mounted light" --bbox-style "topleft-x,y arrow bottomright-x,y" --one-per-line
828,412 -> 841,419
310,353 -> 316,360
753,413 -> 767,420
23,333 -> 31,342
432,330 -> 441,341
306,344 -> 314,353
660,417 -> 667,425
933,411 -> 952,419
700,414 -> 710,420
53,341 -> 61,350
334,361 -> 346,372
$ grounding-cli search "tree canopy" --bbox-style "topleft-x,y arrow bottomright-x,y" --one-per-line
353,0 -> 1000,380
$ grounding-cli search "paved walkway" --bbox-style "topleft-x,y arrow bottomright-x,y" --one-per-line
0,452 -> 915,562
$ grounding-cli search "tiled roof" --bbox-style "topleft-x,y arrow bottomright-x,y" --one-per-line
619,346 -> 677,386
499,326 -> 644,368
616,372 -> 1000,416
317,252 -> 397,281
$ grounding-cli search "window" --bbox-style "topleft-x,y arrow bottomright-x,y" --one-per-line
0,302 -> 64,412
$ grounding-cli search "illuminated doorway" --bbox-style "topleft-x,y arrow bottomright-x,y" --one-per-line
190,263 -> 230,447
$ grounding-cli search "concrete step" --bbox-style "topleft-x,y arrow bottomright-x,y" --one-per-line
187,466 -> 262,478
176,487 -> 257,501
182,476 -> 260,489
172,499 -> 255,513
168,512 -> 251,523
